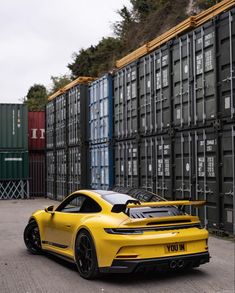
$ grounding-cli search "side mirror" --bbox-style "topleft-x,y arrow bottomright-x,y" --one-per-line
45,205 -> 55,214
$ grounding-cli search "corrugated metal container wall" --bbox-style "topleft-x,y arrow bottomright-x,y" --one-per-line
89,75 -> 113,143
219,124 -> 235,234
46,101 -> 55,149
0,104 -> 28,149
68,84 -> 88,145
140,136 -> 172,200
89,143 -> 113,190
68,146 -> 87,194
114,63 -> 138,139
29,152 -> 45,196
114,8 -> 234,134
139,45 -> 171,134
55,94 -> 66,148
114,140 -> 139,188
56,149 -> 67,200
46,151 -> 55,199
217,9 -> 235,122
0,151 -> 29,180
28,112 -> 45,150
67,84 -> 88,146
193,128 -> 218,228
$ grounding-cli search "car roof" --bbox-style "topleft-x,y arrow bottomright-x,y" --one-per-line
92,190 -> 117,196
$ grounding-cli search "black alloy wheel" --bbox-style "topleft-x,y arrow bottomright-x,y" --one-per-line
24,221 -> 42,254
75,230 -> 99,279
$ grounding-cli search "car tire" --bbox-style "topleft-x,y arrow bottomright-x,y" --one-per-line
75,230 -> 99,279
24,221 -> 42,255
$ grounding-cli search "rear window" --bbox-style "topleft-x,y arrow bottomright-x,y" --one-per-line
102,193 -> 134,205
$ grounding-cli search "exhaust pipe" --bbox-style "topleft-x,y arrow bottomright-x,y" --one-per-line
177,259 -> 185,268
169,260 -> 177,269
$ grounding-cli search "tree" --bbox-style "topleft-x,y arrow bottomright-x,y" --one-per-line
24,84 -> 47,111
49,74 -> 72,94
113,6 -> 135,41
68,37 -> 124,78
195,0 -> 220,10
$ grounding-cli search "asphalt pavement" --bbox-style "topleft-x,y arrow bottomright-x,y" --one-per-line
0,198 -> 234,293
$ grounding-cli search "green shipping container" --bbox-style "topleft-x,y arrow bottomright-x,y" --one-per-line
0,104 -> 28,149
0,151 -> 29,180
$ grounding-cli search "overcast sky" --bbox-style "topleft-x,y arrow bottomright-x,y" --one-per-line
0,0 -> 130,103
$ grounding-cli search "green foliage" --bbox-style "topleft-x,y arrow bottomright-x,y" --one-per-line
68,37 -> 124,78
113,6 -> 135,40
195,0 -> 220,10
130,0 -> 158,21
49,74 -> 72,94
24,84 -> 47,111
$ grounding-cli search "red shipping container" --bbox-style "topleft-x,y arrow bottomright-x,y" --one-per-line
28,111 -> 45,150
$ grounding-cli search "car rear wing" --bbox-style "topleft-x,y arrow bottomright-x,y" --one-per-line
111,199 -> 206,213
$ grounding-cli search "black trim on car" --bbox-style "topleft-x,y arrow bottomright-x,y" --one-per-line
104,223 -> 202,234
42,240 -> 68,249
99,252 -> 210,274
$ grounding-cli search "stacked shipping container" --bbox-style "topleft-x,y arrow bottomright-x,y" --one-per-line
0,104 -> 29,199
28,111 -> 45,197
88,75 -> 113,189
45,1 -> 234,234
113,6 -> 235,234
46,77 -> 94,200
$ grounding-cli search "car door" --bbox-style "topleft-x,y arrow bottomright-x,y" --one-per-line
43,193 -> 101,251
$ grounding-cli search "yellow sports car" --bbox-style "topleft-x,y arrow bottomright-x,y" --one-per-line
24,190 -> 210,279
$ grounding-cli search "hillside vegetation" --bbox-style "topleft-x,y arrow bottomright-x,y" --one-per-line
68,0 -> 221,78
24,0 -> 221,110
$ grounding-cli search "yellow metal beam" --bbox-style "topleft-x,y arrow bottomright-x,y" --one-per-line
48,76 -> 97,101
116,0 -> 235,69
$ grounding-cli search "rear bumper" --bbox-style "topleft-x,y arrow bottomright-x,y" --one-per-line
99,252 -> 210,274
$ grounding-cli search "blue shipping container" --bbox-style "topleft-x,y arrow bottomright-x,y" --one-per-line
89,143 -> 113,190
89,75 -> 113,143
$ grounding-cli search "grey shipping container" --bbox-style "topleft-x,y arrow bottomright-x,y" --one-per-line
68,146 -> 87,194
114,63 -> 138,139
46,150 -> 55,199
114,124 -> 235,234
140,135 -> 172,200
89,75 -> 113,143
46,101 -> 55,149
114,140 -> 139,188
139,45 -> 171,134
113,7 -> 235,137
0,104 -> 28,149
56,149 -> 67,200
89,142 -> 113,190
55,94 -> 66,148
68,84 -> 88,145
219,124 -> 235,234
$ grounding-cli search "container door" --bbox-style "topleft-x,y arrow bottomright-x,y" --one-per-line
220,125 -> 235,234
140,138 -> 154,191
193,23 -> 217,126
174,131 -> 193,201
172,35 -> 192,128
154,47 -> 171,132
194,128 -> 218,229
155,135 -> 172,200
217,9 -> 235,121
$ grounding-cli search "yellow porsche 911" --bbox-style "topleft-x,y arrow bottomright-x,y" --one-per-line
24,190 -> 210,279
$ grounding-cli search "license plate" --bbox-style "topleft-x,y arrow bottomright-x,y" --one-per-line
165,243 -> 186,253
